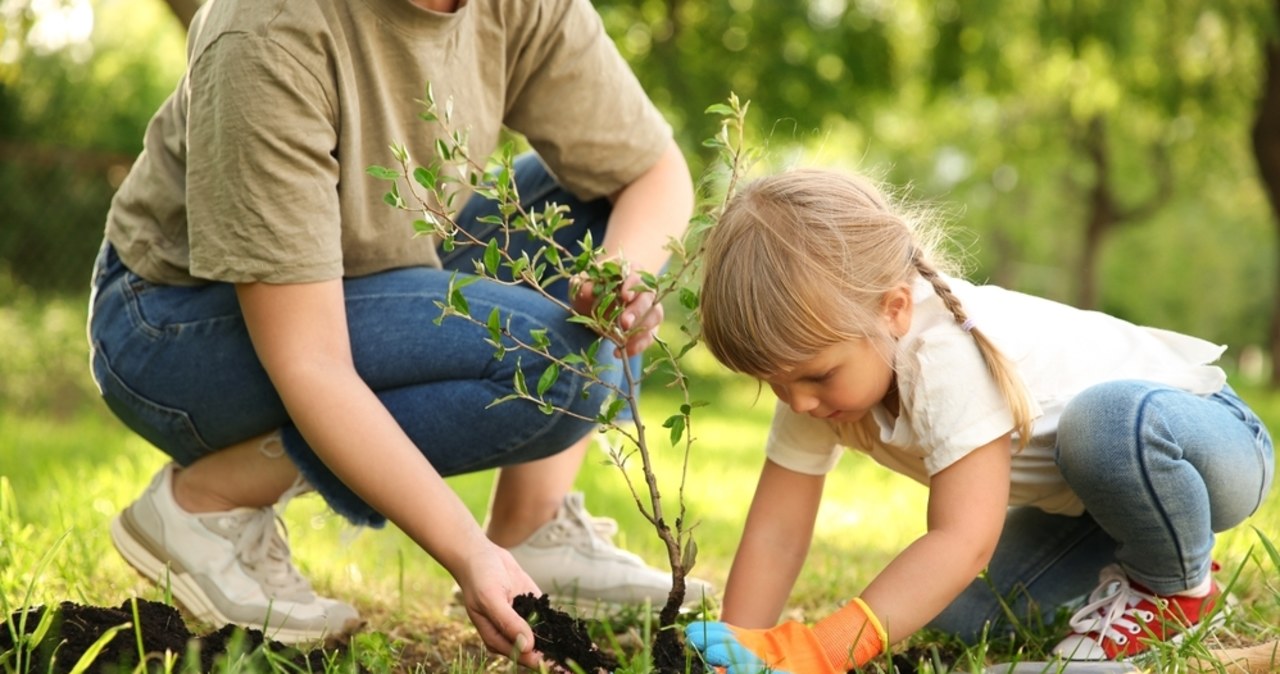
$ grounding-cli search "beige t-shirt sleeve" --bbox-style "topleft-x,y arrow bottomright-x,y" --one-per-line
186,32 -> 343,284
503,0 -> 672,200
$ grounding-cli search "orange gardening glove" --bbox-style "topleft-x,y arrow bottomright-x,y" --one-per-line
684,598 -> 887,674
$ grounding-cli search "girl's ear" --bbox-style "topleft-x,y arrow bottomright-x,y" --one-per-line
882,285 -> 913,338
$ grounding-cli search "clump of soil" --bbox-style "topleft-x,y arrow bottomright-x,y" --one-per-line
0,599 -> 350,673
513,593 -> 620,673
512,593 -> 705,674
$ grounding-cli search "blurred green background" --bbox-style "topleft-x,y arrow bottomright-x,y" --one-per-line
3,0 -> 1279,373
3,3 -> 1280,667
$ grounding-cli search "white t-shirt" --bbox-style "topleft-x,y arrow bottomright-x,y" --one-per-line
765,275 -> 1228,516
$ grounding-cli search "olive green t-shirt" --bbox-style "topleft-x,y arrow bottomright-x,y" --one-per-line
105,0 -> 672,285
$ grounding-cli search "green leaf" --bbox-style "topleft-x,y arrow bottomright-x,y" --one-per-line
529,328 -> 550,350
663,414 -> 686,445
536,364 -> 559,396
483,239 -> 501,275
681,538 -> 699,573
604,398 -> 627,423
487,307 -> 502,343
513,366 -> 528,396
413,166 -> 437,190
679,287 -> 699,310
366,165 -> 401,180
705,103 -> 735,115
449,287 -> 470,316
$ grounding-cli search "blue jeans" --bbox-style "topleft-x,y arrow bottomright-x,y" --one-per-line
929,380 -> 1275,642
88,155 -> 634,527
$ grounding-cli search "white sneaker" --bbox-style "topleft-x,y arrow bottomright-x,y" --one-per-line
110,463 -> 360,643
507,492 -> 715,611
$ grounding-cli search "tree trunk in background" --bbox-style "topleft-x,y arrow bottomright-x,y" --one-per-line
1251,0 -> 1280,387
160,0 -> 200,31
1079,117 -> 1116,310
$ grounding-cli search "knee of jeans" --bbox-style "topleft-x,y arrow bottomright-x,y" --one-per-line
1056,380 -> 1151,466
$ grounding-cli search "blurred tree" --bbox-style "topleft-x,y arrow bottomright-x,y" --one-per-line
0,0 -> 185,294
1251,0 -> 1280,383
597,0 -> 1274,367
902,1 -> 1266,310
593,0 -> 899,169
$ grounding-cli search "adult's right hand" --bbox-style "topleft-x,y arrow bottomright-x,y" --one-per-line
454,541 -> 545,669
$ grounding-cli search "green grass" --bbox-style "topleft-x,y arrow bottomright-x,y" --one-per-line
2,294 -> 1279,672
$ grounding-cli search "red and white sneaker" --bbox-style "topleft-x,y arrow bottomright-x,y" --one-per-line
1052,564 -> 1230,660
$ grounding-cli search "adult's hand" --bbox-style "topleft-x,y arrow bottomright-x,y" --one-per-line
454,540 -> 545,669
571,271 -> 662,357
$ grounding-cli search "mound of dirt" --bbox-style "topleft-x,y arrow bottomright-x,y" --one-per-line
0,599 -> 349,673
511,593 -> 705,674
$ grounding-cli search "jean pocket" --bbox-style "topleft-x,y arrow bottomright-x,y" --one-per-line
92,342 -> 211,464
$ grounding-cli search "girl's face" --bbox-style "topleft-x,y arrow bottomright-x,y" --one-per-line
762,285 -> 912,423
764,336 -> 895,424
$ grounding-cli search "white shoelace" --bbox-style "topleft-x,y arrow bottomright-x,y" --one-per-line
216,508 -> 315,602
553,493 -> 651,566
1067,566 -> 1158,646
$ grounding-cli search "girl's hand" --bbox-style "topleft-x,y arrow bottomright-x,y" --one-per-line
685,598 -> 885,674
570,271 -> 662,357
454,542 -> 545,669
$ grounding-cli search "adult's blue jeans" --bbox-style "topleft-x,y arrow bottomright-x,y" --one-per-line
929,380 -> 1274,642
88,154 -> 631,527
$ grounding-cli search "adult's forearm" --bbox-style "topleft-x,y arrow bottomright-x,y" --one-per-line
603,141 -> 693,274
274,364 -> 488,576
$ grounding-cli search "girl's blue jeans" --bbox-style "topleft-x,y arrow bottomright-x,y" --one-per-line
929,380 -> 1275,641
88,154 -> 637,527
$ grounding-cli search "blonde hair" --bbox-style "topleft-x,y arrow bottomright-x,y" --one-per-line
700,168 -> 1034,450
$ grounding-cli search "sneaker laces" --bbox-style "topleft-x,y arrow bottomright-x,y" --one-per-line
1067,565 -> 1159,647
554,493 -> 641,562
207,507 -> 315,603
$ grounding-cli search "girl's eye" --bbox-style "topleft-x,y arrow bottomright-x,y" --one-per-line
807,369 -> 835,383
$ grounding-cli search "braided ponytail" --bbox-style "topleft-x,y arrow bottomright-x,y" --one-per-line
912,253 -> 1035,449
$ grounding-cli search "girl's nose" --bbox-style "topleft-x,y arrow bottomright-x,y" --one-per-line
787,391 -> 818,414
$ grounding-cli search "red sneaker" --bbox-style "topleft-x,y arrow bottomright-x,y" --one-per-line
1051,564 -> 1229,660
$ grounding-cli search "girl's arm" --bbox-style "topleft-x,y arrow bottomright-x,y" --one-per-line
236,279 -> 543,668
686,435 -> 1011,673
861,432 -> 1013,642
720,458 -> 826,628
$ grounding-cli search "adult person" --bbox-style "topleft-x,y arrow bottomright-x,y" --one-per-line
87,0 -> 713,664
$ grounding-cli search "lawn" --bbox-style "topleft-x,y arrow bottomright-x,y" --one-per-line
2,294 -> 1278,672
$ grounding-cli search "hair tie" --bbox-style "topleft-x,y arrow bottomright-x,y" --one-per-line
959,318 -> 976,333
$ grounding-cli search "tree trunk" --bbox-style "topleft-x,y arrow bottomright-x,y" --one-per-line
1251,0 -> 1280,387
1078,117 -> 1116,310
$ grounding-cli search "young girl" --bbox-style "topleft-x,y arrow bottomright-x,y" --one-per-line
684,168 -> 1275,672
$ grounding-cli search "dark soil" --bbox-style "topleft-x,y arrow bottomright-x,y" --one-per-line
0,599 -> 353,673
512,593 -> 620,673
512,593 -> 705,674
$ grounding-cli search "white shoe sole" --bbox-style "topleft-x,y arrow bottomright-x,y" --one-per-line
110,513 -> 332,644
